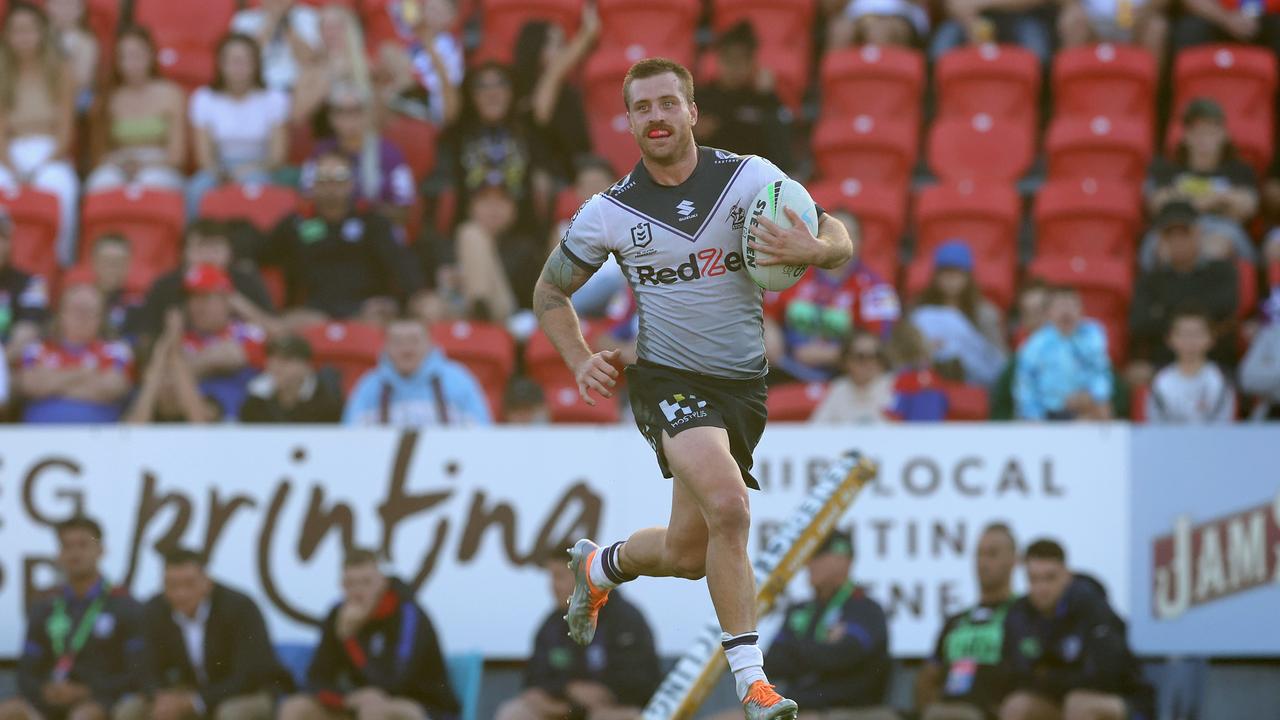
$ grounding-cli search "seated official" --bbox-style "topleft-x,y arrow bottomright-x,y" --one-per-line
0,516 -> 142,720
278,549 -> 459,720
496,554 -> 661,720
120,548 -> 293,720
917,523 -> 1019,720
763,531 -> 895,720
1000,539 -> 1151,720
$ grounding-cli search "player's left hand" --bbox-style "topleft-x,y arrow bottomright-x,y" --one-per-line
749,208 -> 823,266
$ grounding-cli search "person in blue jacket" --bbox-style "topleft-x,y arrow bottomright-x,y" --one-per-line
1000,539 -> 1153,720
343,316 -> 491,426
764,530 -> 895,717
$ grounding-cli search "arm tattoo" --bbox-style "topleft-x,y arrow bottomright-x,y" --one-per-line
541,246 -> 579,293
533,247 -> 589,316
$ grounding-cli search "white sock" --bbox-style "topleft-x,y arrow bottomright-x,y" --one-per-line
722,631 -> 768,701
588,548 -> 617,590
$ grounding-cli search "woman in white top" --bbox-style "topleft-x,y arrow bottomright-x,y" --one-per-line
185,32 -> 290,217
86,25 -> 187,192
0,1 -> 79,264
811,330 -> 895,424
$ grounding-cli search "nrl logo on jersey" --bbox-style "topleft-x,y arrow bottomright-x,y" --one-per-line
630,221 -> 654,248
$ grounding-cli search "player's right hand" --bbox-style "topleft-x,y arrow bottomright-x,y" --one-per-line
574,349 -> 621,406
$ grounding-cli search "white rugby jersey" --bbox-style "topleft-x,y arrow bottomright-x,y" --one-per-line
561,147 -> 818,379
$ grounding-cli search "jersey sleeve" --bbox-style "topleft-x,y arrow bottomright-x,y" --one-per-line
558,195 -> 615,272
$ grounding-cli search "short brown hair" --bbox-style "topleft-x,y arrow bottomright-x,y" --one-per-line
343,547 -> 381,569
622,58 -> 695,110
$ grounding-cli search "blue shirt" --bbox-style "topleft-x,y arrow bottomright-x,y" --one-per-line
1014,320 -> 1112,420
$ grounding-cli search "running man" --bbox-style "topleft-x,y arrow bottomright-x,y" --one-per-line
532,58 -> 854,720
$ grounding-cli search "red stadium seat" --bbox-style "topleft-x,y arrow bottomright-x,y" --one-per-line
383,113 -> 439,183
1052,43 -> 1157,126
198,184 -> 301,233
80,188 -> 185,280
1033,177 -> 1142,263
430,320 -> 516,411
583,51 -> 639,174
812,114 -> 916,186
710,0 -> 816,110
1045,115 -> 1152,183
766,382 -> 827,421
1027,254 -> 1133,361
1165,111 -> 1273,177
1131,384 -> 1149,421
525,320 -> 600,387
927,113 -> 1034,183
288,121 -> 318,167
553,188 -> 584,222
935,44 -> 1040,128
808,178 -> 906,281
299,321 -> 386,394
135,0 -> 237,90
1173,44 -> 1277,126
819,44 -> 925,129
908,181 -> 1020,307
596,0 -> 699,67
1237,258 -> 1258,321
0,188 -> 60,281
474,0 -> 582,65
942,382 -> 989,420
546,383 -> 621,423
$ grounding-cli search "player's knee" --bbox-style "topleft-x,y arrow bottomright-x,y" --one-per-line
702,490 -> 750,539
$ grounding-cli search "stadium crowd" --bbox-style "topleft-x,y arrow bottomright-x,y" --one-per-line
1,515 -> 1153,720
0,0 -> 1277,427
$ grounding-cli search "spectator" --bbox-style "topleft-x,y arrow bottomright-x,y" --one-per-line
1014,285 -> 1113,420
85,25 -> 187,192
1240,275 -> 1280,419
1145,307 -> 1236,422
229,0 -> 321,99
240,335 -> 344,423
134,219 -> 275,338
916,523 -> 1018,720
304,83 -> 416,225
1173,0 -> 1280,54
125,307 -> 223,424
45,0 -> 96,114
17,284 -> 133,423
1143,99 -> 1258,269
0,1 -> 79,265
910,240 -> 1008,387
887,320 -> 949,421
929,0 -> 1054,62
826,0 -> 932,48
0,206 -> 49,360
1009,279 -> 1049,348
496,552 -> 661,720
434,62 -> 533,226
85,234 -> 143,339
764,237 -> 901,383
278,548 -> 459,720
694,22 -> 793,171
177,264 -> 266,419
1058,0 -> 1168,67
810,329 -> 894,424
1000,539 -> 1150,720
123,548 -> 293,720
1129,201 -> 1238,376
512,7 -> 598,185
503,375 -> 549,424
763,531 -> 893,718
1,516 -> 142,720
186,32 -> 289,217
293,5 -> 373,122
344,315 -> 491,426
262,150 -> 422,325
371,0 -> 462,127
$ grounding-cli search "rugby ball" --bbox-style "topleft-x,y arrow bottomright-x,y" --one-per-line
741,178 -> 818,291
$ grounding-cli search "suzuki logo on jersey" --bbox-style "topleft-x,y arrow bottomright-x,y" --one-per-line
675,199 -> 697,220
635,248 -> 746,285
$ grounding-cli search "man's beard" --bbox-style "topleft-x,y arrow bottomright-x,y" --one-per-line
637,126 -> 694,167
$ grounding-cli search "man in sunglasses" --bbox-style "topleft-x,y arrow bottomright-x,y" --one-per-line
261,151 -> 423,327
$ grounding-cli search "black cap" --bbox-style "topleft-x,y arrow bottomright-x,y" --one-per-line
815,529 -> 854,558
1154,200 -> 1198,231
1182,97 -> 1226,125
266,335 -> 313,361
